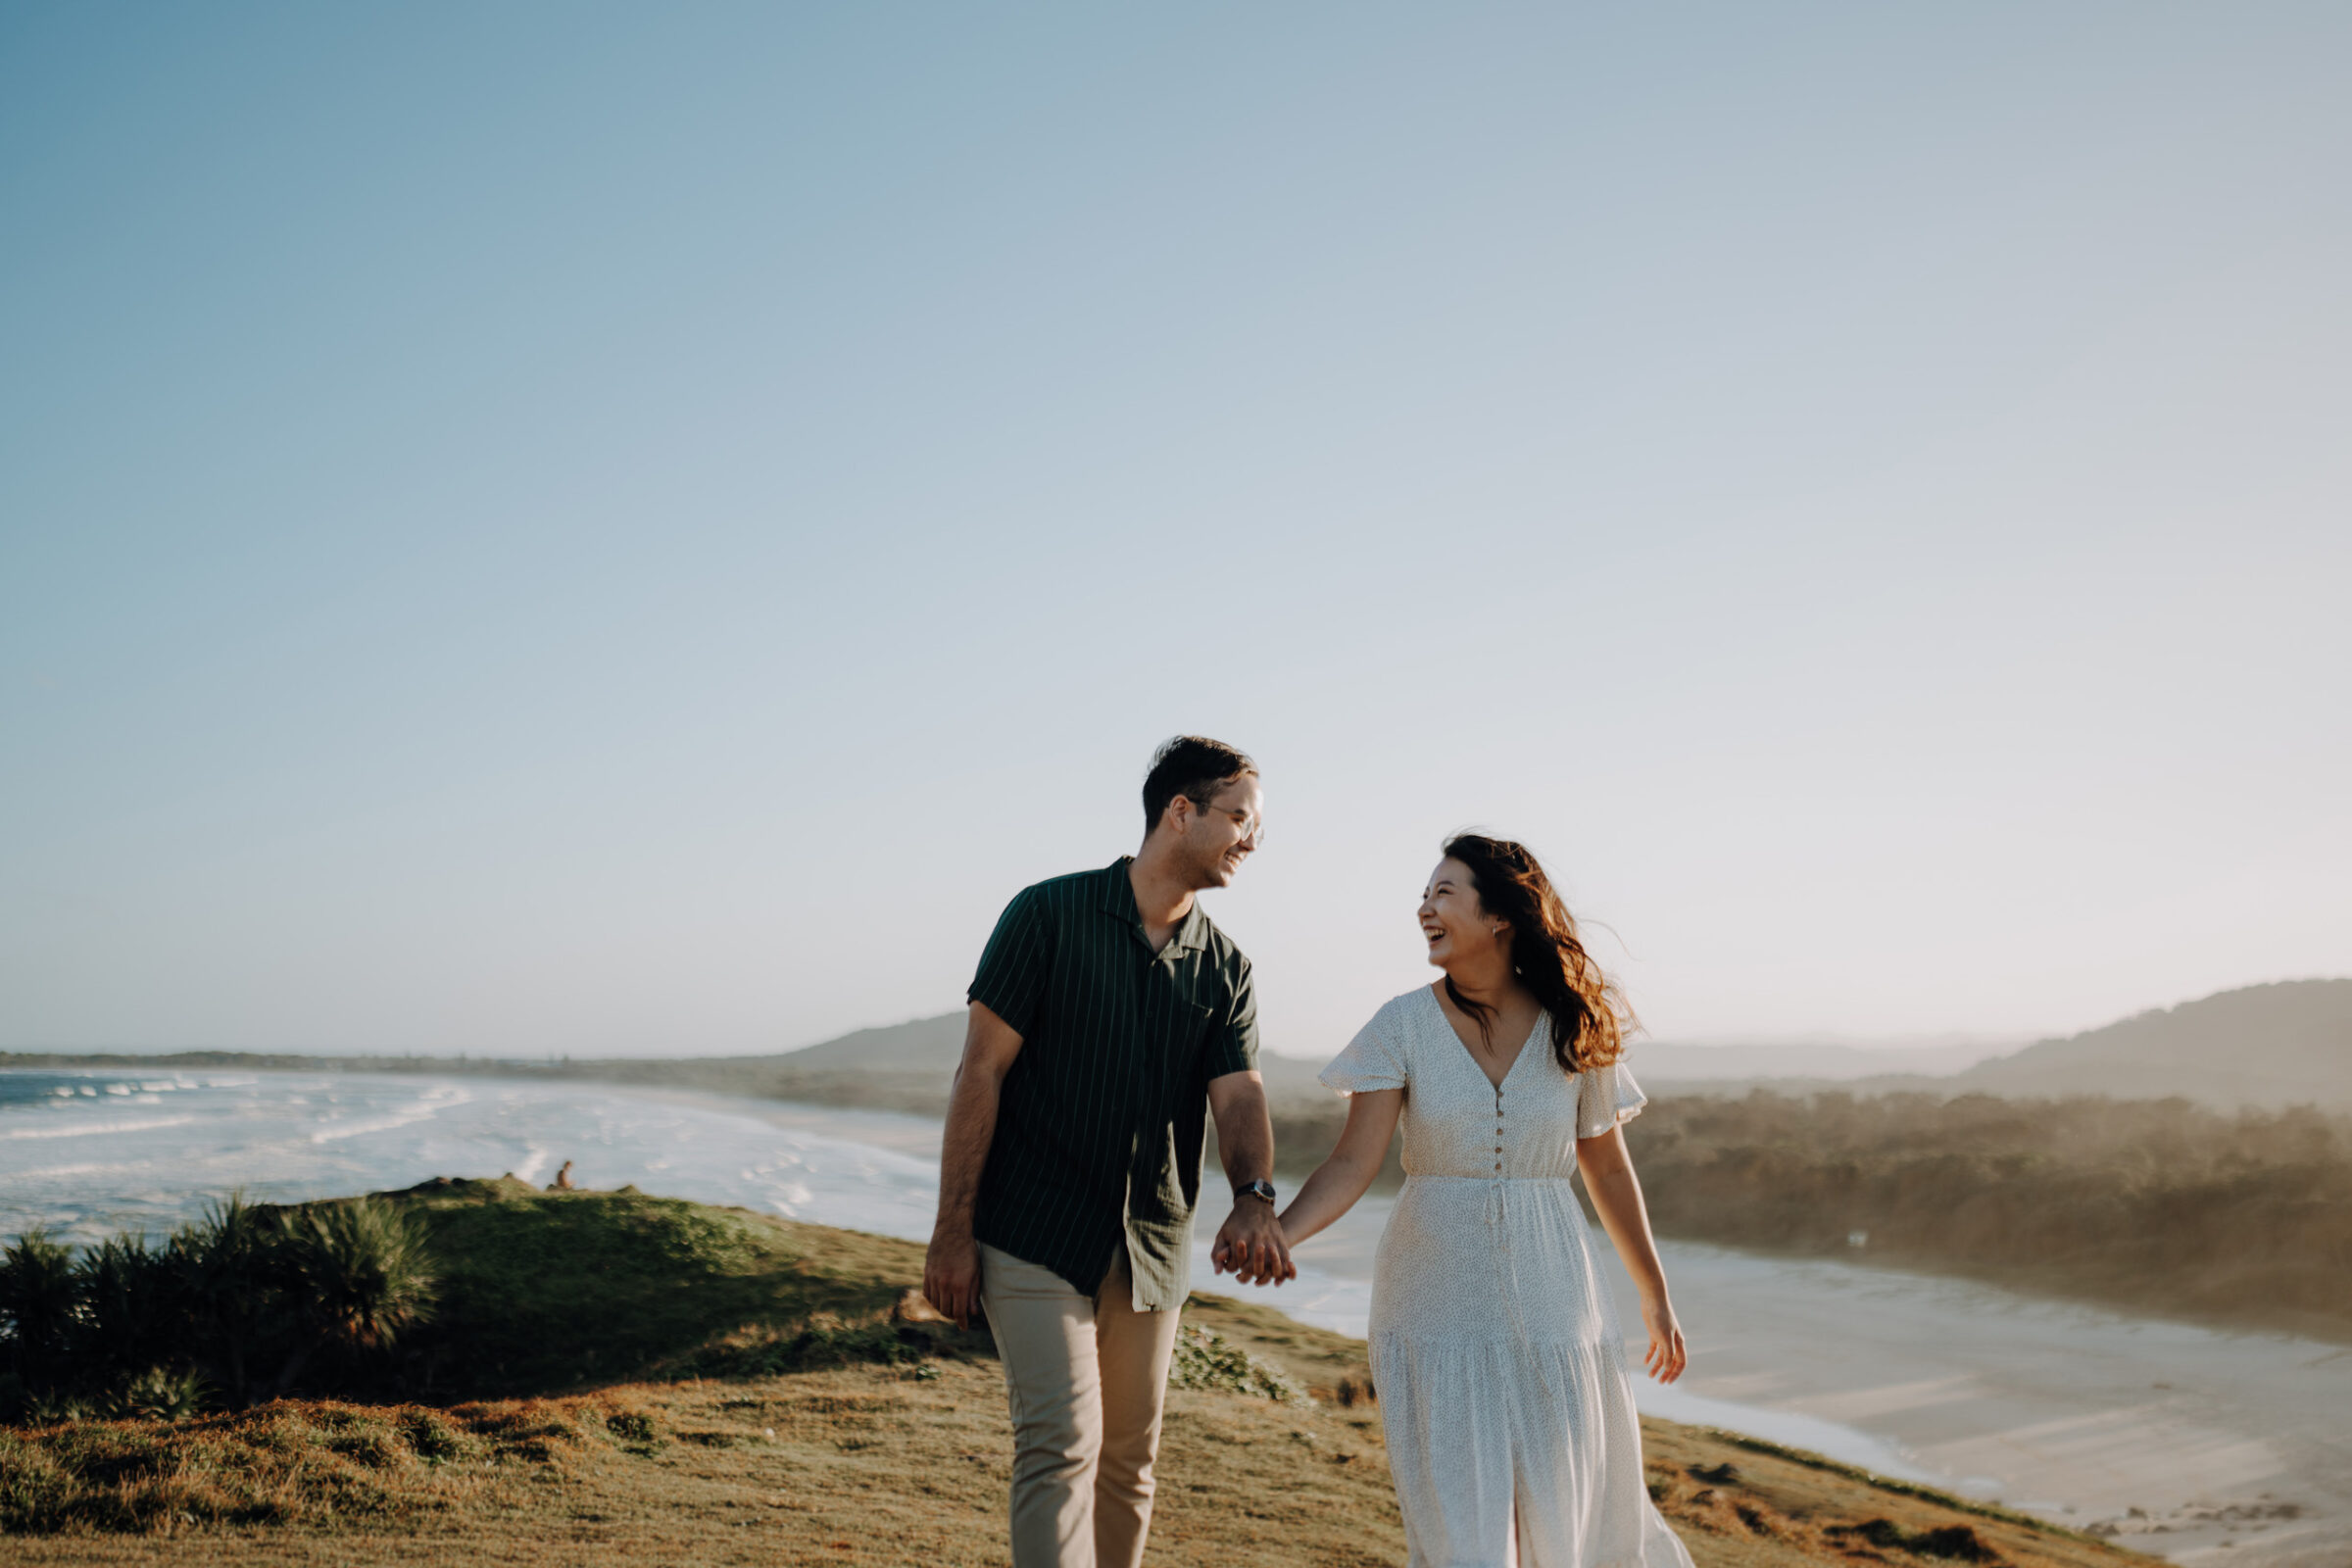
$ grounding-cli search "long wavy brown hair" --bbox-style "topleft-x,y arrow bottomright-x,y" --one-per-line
1440,833 -> 1635,1074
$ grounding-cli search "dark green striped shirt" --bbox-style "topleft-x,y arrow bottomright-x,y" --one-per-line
968,857 -> 1258,1309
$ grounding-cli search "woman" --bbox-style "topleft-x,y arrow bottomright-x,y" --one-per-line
1280,833 -> 1693,1568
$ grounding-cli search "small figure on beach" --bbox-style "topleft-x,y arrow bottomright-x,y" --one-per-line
1283,834 -> 1694,1568
923,736 -> 1285,1568
548,1160 -> 575,1192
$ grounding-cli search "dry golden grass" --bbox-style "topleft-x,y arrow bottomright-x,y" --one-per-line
2,1200 -> 2163,1568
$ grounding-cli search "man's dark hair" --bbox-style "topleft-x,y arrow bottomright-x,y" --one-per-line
1141,736 -> 1256,835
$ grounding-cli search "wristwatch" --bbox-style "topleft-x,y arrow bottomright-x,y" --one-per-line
1234,1179 -> 1277,1205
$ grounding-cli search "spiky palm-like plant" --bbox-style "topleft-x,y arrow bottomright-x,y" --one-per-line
76,1231 -> 181,1379
171,1195 -> 278,1405
270,1200 -> 438,1396
0,1230 -> 83,1392
105,1363 -> 212,1421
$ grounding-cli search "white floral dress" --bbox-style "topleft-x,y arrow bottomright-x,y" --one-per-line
1321,985 -> 1694,1568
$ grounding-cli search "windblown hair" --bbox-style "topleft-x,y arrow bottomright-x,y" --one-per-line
1440,833 -> 1635,1075
1141,735 -> 1256,835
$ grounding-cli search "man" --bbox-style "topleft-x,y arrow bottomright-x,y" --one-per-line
923,735 -> 1292,1568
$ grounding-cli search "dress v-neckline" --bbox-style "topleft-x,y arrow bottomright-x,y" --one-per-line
1426,983 -> 1543,1093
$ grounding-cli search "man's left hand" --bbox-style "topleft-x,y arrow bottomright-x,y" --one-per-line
1210,1199 -> 1295,1287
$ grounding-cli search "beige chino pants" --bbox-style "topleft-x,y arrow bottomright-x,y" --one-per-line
978,1242 -> 1184,1568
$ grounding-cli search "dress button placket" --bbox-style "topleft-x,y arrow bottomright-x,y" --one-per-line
1492,1083 -> 1506,1240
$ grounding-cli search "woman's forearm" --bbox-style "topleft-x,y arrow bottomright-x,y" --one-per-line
1277,1087 -> 1401,1246
1584,1158 -> 1672,1302
1277,1152 -> 1379,1246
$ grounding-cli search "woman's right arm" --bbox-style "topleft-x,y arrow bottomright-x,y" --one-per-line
1276,1087 -> 1404,1247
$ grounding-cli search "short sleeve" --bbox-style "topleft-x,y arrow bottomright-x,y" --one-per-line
1320,1007 -> 1408,1095
967,887 -> 1053,1038
1201,957 -> 1259,1080
1575,1060 -> 1648,1139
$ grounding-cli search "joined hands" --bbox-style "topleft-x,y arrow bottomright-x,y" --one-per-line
1209,1200 -> 1296,1287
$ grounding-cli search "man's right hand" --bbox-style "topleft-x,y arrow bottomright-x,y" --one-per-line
923,1230 -> 982,1329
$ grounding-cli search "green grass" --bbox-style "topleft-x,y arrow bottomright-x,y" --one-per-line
377,1177 -> 977,1401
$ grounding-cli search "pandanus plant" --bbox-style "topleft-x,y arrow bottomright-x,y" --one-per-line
0,1229 -> 82,1393
76,1231 -> 180,1380
269,1199 -> 439,1397
171,1195 -> 277,1406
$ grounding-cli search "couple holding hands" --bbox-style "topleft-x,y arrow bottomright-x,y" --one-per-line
923,736 -> 1693,1568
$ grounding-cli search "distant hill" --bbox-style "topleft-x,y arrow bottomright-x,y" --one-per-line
777,1009 -> 1332,1100
777,1012 -> 967,1070
1955,978 -> 2352,1108
1632,1039 -> 2012,1084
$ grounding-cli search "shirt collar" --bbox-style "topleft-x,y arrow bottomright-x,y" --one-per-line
1100,857 -> 1209,955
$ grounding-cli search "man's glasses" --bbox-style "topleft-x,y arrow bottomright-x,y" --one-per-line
1190,799 -> 1265,847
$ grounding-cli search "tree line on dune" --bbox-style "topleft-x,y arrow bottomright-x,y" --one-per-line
0,1197 -> 438,1424
1625,1092 -> 2352,1336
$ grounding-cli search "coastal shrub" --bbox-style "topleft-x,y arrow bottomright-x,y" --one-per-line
12,1186 -> 950,1410
1622,1093 -> 2352,1335
0,1194 -> 449,1416
0,1231 -> 82,1392
103,1365 -> 211,1422
171,1196 -> 282,1406
76,1233 -> 181,1382
1168,1325 -> 1305,1404
266,1199 -> 439,1398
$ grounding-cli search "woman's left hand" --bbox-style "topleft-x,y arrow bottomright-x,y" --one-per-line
1640,1295 -> 1688,1384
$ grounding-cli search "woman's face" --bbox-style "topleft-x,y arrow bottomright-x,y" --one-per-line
1419,858 -> 1502,971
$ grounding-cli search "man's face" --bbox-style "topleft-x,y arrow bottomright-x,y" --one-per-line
1178,775 -> 1264,890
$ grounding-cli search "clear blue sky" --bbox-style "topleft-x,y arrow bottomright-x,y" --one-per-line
4,4 -> 2347,1059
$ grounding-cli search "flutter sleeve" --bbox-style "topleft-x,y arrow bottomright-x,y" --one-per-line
1575,1059 -> 1649,1139
1320,1005 -> 1409,1095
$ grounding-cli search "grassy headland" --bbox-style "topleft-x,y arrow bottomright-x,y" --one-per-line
0,1183 -> 2161,1568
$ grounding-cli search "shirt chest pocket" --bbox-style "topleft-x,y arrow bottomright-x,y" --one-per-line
1148,995 -> 1217,1084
